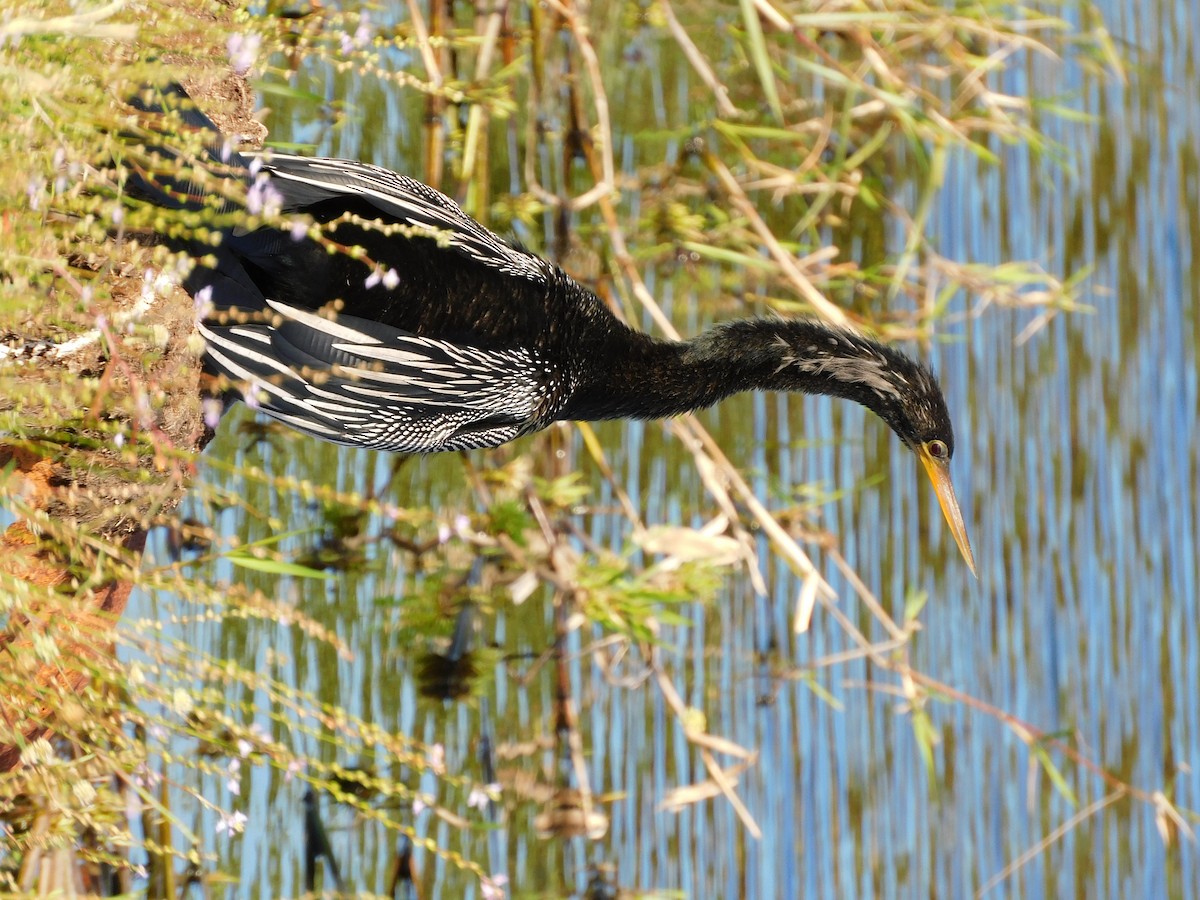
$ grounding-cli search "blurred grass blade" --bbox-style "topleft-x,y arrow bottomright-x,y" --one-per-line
739,0 -> 783,123
226,554 -> 334,580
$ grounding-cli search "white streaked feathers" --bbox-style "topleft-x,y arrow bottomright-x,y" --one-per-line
264,298 -> 383,345
198,153 -> 559,450
200,299 -> 552,453
782,331 -> 904,401
251,152 -> 547,283
794,354 -> 902,400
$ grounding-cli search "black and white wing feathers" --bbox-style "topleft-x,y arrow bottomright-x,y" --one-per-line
200,300 -> 551,453
251,152 -> 547,283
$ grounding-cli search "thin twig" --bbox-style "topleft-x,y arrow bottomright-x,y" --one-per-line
659,0 -> 737,117
975,791 -> 1124,898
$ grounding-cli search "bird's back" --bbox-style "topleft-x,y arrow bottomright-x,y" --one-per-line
133,103 -> 617,451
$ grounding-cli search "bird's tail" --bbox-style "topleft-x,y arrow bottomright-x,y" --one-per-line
123,81 -> 286,437
123,83 -> 273,322
122,82 -> 247,215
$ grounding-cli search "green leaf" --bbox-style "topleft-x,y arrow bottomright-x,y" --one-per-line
237,527 -> 319,550
739,0 -> 783,124
251,80 -> 326,103
680,241 -> 776,271
1030,742 -> 1077,805
796,673 -> 844,711
904,589 -> 929,626
534,472 -> 592,508
712,120 -> 809,143
911,707 -> 938,780
225,554 -> 334,580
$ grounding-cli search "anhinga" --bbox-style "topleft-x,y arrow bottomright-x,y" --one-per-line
128,85 -> 976,575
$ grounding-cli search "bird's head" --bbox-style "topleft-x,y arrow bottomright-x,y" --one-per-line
863,352 -> 976,578
752,320 -> 977,576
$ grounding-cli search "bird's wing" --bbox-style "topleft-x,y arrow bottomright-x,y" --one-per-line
200,300 -> 549,453
250,152 -> 548,283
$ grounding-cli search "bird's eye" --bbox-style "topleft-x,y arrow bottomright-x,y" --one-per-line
927,439 -> 948,459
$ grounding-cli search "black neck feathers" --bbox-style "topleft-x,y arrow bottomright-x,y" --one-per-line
560,318 -> 954,455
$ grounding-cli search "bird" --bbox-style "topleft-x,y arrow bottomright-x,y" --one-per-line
126,84 -> 976,575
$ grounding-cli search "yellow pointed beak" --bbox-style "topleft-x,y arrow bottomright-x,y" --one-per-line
918,446 -> 977,577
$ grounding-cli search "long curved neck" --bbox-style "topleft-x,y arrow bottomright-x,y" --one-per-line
560,318 -> 911,427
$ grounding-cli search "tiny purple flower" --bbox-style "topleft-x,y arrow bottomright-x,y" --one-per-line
216,810 -> 247,836
364,268 -> 382,289
227,32 -> 261,76
113,431 -> 125,449
133,763 -> 163,791
290,219 -> 308,241
245,380 -> 264,411
246,177 -> 283,217
136,393 -> 153,426
382,268 -> 400,290
202,398 -> 222,429
467,784 -> 498,810
194,285 -> 215,320
427,743 -> 445,774
412,796 -> 427,816
284,758 -> 306,782
480,873 -> 509,900
354,13 -> 371,48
